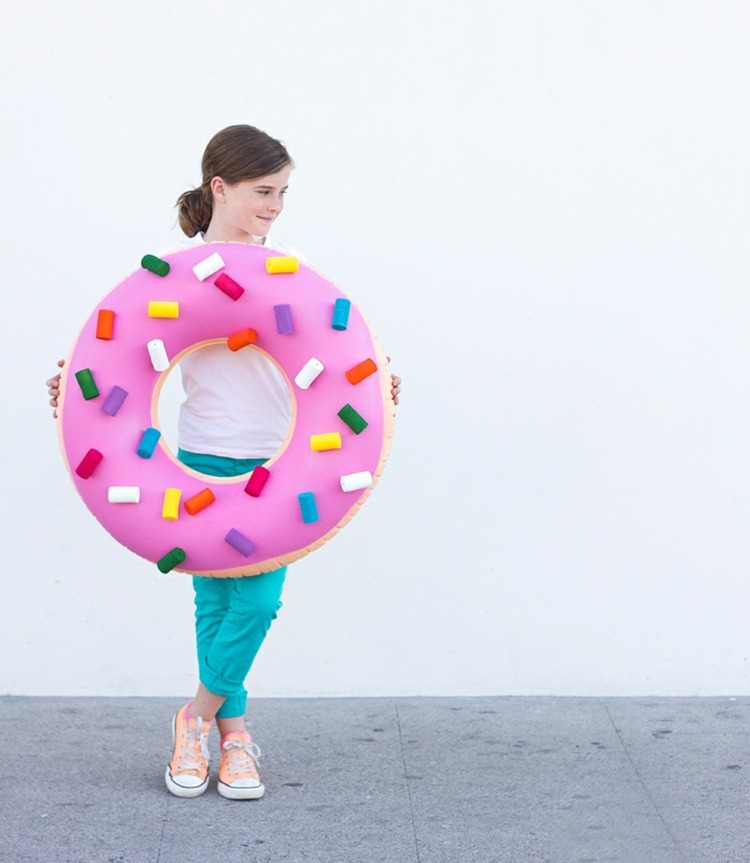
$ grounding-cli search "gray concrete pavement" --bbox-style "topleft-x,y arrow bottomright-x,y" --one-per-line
0,696 -> 747,863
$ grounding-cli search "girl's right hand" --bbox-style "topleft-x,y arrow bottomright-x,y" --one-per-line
47,359 -> 65,418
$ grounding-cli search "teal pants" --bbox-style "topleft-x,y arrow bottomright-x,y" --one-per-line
178,449 -> 287,719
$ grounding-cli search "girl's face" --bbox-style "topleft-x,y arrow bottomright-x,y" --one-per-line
209,165 -> 291,242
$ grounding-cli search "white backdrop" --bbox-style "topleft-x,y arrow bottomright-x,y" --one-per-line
2,1 -> 749,698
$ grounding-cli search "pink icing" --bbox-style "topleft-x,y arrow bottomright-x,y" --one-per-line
58,242 -> 394,577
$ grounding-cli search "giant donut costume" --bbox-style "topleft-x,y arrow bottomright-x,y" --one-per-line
57,242 -> 395,576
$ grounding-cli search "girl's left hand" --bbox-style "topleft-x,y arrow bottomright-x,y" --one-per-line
387,357 -> 401,406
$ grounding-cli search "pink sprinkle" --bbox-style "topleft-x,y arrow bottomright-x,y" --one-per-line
214,273 -> 245,301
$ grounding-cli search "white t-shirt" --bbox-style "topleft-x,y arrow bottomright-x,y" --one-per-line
159,234 -> 297,460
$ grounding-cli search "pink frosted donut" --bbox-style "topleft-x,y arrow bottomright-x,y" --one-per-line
57,242 -> 395,577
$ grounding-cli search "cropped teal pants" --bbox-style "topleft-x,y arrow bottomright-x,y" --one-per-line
178,449 -> 287,719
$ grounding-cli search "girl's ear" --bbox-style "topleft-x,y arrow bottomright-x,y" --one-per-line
210,176 -> 226,201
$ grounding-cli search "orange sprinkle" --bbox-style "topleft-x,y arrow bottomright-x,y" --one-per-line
96,309 -> 115,340
227,328 -> 259,352
184,488 -> 216,515
345,358 -> 377,385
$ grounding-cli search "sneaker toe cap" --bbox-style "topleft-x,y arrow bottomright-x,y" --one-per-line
170,772 -> 207,789
227,777 -> 262,789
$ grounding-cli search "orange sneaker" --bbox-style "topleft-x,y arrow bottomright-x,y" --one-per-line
217,731 -> 265,800
165,704 -> 211,798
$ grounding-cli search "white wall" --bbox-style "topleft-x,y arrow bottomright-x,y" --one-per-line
2,0 -> 749,698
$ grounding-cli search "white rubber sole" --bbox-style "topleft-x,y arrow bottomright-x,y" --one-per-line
217,780 -> 266,800
165,766 -> 210,798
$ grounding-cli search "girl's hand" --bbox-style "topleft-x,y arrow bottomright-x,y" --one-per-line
387,357 -> 401,406
391,374 -> 401,405
47,359 -> 65,418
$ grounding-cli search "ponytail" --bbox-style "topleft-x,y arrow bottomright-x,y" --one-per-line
175,185 -> 213,237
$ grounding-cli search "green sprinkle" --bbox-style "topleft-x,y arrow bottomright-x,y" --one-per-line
75,368 -> 99,400
337,403 -> 368,434
141,254 -> 170,277
157,547 -> 186,573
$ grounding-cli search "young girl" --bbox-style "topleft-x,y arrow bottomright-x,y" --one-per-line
47,124 -> 401,801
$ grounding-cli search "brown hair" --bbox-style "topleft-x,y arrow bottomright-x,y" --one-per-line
176,125 -> 293,237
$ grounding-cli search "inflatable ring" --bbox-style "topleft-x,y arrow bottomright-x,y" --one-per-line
57,242 -> 395,576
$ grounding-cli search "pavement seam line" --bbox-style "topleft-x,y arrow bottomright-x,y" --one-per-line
603,702 -> 686,862
395,701 -> 422,863
155,794 -> 170,863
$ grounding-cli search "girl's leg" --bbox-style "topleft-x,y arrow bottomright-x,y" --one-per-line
179,448 -> 284,722
170,453 -> 283,797
192,567 -> 287,720
191,570 -> 285,801
188,683 -> 227,722
167,570 -> 285,796
188,574 -> 232,722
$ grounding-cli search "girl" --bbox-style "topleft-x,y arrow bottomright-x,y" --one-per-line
47,124 -> 401,801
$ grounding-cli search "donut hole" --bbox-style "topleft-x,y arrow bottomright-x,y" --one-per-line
155,340 -> 294,479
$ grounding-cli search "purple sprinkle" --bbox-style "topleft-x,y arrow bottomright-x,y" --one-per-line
274,304 -> 295,334
101,385 -> 128,416
225,528 -> 256,557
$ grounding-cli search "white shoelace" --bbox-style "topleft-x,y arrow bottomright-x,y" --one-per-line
176,716 -> 210,772
222,738 -> 262,778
